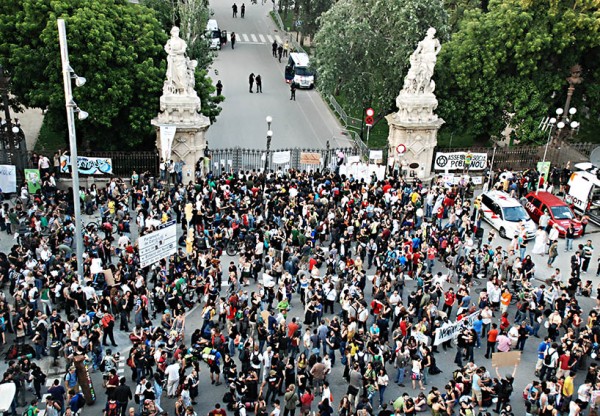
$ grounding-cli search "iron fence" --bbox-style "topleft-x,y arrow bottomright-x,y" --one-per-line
436,142 -> 592,172
208,146 -> 360,174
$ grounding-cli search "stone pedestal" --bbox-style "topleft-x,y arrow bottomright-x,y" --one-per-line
151,94 -> 210,180
386,92 -> 444,180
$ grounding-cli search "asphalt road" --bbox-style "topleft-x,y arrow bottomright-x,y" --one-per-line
205,0 -> 354,150
4,216 -> 600,416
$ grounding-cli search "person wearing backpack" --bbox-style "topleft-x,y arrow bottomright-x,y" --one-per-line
540,342 -> 559,381
68,389 -> 86,414
495,365 -> 517,413
22,399 -> 39,416
104,398 -> 119,416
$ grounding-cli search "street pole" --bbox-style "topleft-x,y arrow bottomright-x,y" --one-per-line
537,125 -> 554,194
366,125 -> 371,149
487,146 -> 496,191
58,19 -> 84,280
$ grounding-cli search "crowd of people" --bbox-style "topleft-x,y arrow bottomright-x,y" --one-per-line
0,162 -> 598,416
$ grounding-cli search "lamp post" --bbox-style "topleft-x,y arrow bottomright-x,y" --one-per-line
264,130 -> 273,173
539,110 -> 580,191
58,18 -> 88,280
0,66 -> 28,180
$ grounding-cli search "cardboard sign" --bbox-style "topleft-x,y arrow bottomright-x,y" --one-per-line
103,269 -> 115,286
300,152 -> 321,165
492,351 -> 521,367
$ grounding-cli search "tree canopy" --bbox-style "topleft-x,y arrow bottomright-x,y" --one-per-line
435,0 -> 600,144
0,0 -> 221,150
313,0 -> 449,114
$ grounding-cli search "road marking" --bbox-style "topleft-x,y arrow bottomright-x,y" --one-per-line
275,35 -> 283,43
251,34 -> 258,42
259,34 -> 266,43
267,35 -> 274,43
242,34 -> 250,42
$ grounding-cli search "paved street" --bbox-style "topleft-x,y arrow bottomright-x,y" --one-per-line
205,1 -> 353,150
2,212 -> 600,415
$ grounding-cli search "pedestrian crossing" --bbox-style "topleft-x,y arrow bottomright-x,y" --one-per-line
227,33 -> 285,45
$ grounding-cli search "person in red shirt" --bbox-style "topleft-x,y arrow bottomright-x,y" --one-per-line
443,288 -> 456,317
209,403 -> 227,416
556,350 -> 572,379
484,323 -> 499,359
287,317 -> 300,339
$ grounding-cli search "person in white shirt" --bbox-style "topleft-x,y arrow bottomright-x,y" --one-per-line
165,361 -> 181,397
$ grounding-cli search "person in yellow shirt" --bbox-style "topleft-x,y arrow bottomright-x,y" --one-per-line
562,371 -> 576,399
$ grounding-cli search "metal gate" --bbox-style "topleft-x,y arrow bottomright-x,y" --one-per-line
208,144 -> 360,174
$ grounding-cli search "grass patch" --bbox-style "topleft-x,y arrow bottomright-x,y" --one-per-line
269,11 -> 295,33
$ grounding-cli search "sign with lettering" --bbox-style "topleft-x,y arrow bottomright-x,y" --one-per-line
300,152 -> 321,165
433,310 -> 480,346
24,169 -> 41,194
0,165 -> 17,193
272,151 -> 291,164
138,221 -> 177,268
60,156 -> 113,175
434,152 -> 488,171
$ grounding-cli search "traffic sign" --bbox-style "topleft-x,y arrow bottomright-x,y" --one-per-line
365,116 -> 374,126
366,108 -> 374,117
396,144 -> 407,154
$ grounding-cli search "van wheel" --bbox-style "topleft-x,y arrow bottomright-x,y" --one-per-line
499,227 -> 507,238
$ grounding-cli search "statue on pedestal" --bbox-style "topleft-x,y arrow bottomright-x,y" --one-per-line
400,28 -> 441,96
164,26 -> 198,98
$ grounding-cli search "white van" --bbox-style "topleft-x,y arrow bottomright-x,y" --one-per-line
206,19 -> 221,50
566,162 -> 600,224
480,190 -> 537,239
285,52 -> 315,89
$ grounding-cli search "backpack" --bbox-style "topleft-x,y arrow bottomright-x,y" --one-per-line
544,350 -> 555,366
106,401 -> 119,416
503,381 -> 514,396
76,393 -> 86,409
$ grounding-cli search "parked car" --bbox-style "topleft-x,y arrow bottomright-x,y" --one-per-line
480,190 -> 536,239
523,191 -> 582,237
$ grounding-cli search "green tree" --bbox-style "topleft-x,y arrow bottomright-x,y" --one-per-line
313,0 -> 449,114
298,0 -> 334,39
0,0 -> 167,150
436,0 -> 600,144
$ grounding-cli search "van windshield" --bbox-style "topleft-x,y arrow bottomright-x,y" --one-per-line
503,206 -> 530,222
211,31 -> 220,39
551,206 -> 574,220
295,67 -> 313,76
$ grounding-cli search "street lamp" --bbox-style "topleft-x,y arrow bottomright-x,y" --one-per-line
0,66 -> 28,179
58,18 -> 87,280
266,115 -> 272,131
264,130 -> 273,173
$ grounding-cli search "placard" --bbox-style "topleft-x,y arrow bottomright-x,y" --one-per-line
0,165 -> 17,193
272,151 -> 291,164
492,351 -> 521,367
434,152 -> 488,171
103,269 -> 115,286
60,156 -> 113,175
300,152 -> 321,165
24,169 -> 41,194
138,221 -> 177,268
369,150 -> 383,160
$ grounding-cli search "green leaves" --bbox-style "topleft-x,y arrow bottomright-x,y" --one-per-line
436,0 -> 600,144
314,0 -> 448,113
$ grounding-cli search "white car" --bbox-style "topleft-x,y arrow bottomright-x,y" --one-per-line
480,190 -> 536,239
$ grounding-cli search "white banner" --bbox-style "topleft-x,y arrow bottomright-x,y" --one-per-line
339,163 -> 386,182
433,310 -> 480,346
434,152 -> 488,171
0,165 -> 17,193
59,156 -> 113,175
369,150 -> 383,160
160,125 -> 177,162
272,151 -> 291,164
138,221 -> 177,268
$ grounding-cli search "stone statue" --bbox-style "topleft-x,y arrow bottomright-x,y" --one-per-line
401,27 -> 441,95
164,27 -> 190,95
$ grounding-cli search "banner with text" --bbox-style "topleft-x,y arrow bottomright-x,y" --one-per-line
0,165 -> 17,193
434,152 -> 488,171
300,152 -> 321,165
160,125 -> 177,162
433,310 -> 480,346
60,156 -> 113,175
272,151 -> 291,164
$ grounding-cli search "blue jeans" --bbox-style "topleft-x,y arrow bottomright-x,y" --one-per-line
566,238 -> 573,251
395,367 -> 405,384
379,385 -> 386,406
